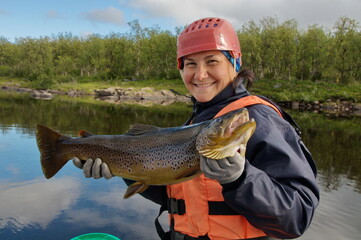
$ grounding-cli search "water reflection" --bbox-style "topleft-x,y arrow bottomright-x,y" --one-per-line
295,112 -> 361,192
301,175 -> 361,240
63,186 -> 168,240
0,90 -> 360,240
0,178 -> 81,231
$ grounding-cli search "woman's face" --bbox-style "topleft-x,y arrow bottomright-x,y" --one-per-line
180,50 -> 237,103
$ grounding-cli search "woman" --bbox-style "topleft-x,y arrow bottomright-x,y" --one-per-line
74,17 -> 319,240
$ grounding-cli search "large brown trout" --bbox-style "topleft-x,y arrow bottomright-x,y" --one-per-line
36,108 -> 256,198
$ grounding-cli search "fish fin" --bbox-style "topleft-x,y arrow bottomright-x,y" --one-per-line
78,130 -> 94,137
123,182 -> 149,199
36,124 -> 71,179
174,165 -> 201,180
198,148 -> 233,159
124,124 -> 161,136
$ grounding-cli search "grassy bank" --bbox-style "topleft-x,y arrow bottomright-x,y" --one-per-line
251,79 -> 361,102
0,76 -> 188,95
1,76 -> 360,103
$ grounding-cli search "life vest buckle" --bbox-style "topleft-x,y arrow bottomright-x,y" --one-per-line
167,198 -> 186,215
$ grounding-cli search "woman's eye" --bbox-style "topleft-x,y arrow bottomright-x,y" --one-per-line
185,62 -> 196,67
207,59 -> 218,64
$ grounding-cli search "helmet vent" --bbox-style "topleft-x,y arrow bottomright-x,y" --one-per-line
184,18 -> 223,33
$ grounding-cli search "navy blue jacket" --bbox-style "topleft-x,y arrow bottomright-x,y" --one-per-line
124,83 -> 319,239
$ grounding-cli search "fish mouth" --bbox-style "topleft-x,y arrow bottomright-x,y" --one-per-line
222,109 -> 250,138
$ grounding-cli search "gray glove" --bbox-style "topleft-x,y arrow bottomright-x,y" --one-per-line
200,152 -> 245,184
73,157 -> 114,179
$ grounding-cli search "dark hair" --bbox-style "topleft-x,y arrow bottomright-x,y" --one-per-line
232,69 -> 254,90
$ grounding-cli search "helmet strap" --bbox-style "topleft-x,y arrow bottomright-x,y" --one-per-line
221,51 -> 241,72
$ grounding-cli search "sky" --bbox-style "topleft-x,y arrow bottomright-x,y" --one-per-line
0,0 -> 360,42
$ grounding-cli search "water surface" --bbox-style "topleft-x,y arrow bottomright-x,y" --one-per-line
0,91 -> 360,240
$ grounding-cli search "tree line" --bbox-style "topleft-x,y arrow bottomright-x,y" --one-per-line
0,17 -> 359,88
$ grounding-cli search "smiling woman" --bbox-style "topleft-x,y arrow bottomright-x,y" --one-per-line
74,17 -> 320,240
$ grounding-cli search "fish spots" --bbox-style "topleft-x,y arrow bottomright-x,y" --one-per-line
59,127 -> 204,181
64,142 -> 116,159
169,155 -> 198,171
140,158 -> 157,171
169,158 -> 186,171
116,160 -> 134,173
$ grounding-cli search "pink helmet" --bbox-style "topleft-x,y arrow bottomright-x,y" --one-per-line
177,17 -> 241,69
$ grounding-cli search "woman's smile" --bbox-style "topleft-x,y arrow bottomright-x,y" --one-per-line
193,82 -> 215,88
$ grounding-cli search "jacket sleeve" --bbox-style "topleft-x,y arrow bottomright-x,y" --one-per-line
221,105 -> 320,239
123,178 -> 168,205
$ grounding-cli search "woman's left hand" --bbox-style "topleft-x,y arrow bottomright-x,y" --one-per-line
200,152 -> 245,184
73,157 -> 114,179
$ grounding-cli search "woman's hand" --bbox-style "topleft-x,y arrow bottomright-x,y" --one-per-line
200,152 -> 245,184
73,157 -> 114,179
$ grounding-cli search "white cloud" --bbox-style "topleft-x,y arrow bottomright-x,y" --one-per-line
126,0 -> 361,30
64,186 -> 167,239
0,177 -> 81,231
82,7 -> 125,26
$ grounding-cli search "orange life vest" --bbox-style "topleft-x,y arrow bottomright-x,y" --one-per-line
166,95 -> 283,240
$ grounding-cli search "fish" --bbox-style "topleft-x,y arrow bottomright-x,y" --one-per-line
36,108 -> 256,199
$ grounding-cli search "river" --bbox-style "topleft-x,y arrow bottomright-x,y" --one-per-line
0,90 -> 360,240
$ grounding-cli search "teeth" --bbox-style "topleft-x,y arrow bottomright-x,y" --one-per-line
195,83 -> 213,87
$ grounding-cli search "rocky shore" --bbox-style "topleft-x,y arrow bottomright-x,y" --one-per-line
93,87 -> 190,105
1,86 -> 88,98
278,100 -> 361,117
1,85 -> 360,116
1,85 -> 191,106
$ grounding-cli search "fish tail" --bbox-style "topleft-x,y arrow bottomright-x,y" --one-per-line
36,124 -> 71,179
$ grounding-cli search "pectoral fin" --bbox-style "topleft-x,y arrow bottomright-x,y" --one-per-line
198,148 -> 232,159
124,182 -> 149,199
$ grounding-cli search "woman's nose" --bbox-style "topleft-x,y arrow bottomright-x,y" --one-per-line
194,65 -> 208,80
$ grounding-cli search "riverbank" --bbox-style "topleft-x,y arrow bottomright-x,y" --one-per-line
1,77 -> 361,116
